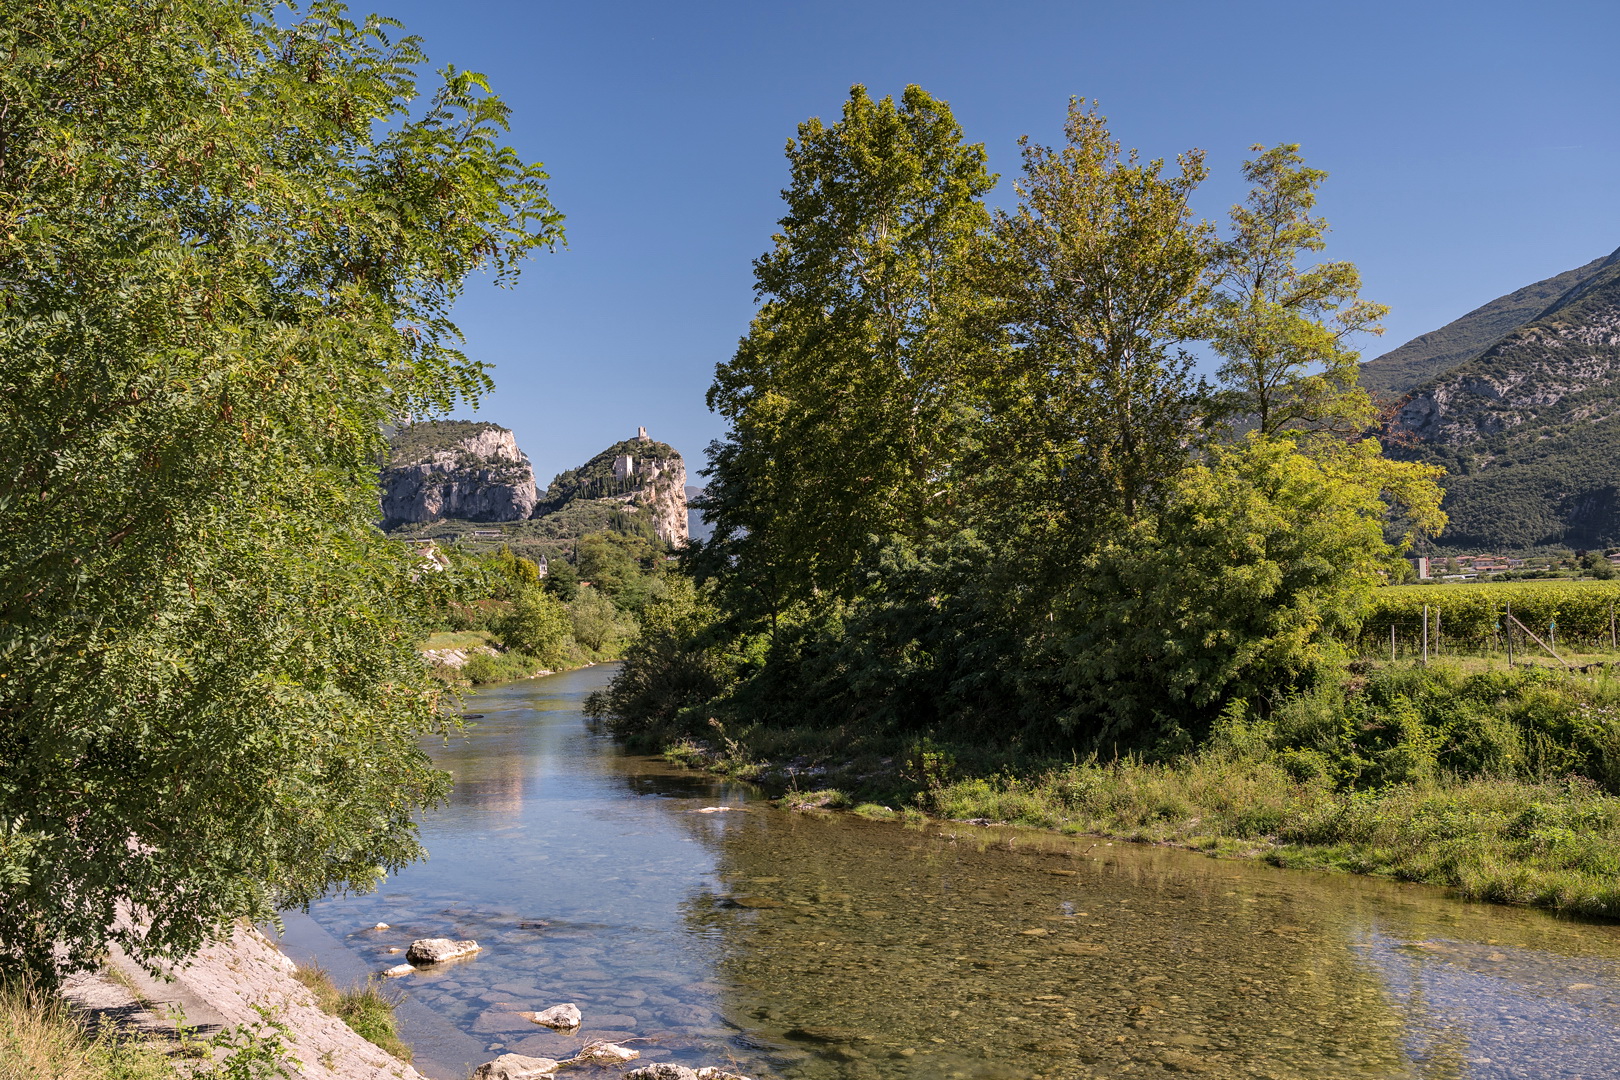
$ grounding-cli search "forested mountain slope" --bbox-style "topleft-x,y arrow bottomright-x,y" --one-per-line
1386,248 -> 1620,550
1360,253 -> 1610,400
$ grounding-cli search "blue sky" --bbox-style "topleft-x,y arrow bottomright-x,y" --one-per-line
381,0 -> 1620,486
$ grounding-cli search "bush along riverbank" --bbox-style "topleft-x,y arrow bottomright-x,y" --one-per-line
616,663 -> 1620,920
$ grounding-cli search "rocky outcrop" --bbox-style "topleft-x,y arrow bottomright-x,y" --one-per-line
63,923 -> 430,1080
405,937 -> 482,965
381,422 -> 538,529
535,431 -> 690,546
628,447 -> 690,545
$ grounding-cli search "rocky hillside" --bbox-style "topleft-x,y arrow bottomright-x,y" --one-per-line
1361,253 -> 1611,400
382,424 -> 689,549
1383,246 -> 1620,550
538,431 -> 689,545
380,421 -> 539,530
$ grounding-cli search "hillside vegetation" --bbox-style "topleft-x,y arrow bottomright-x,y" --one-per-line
386,419 -> 506,466
1388,250 -> 1620,550
1359,253 -> 1609,400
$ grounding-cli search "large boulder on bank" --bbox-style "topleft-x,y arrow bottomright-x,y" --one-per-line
405,937 -> 481,965
472,1054 -> 561,1080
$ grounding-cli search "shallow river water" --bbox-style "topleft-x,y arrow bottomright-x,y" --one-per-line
296,665 -> 1620,1080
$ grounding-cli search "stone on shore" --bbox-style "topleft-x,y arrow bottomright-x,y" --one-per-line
472,1054 -> 562,1080
525,1002 -> 583,1030
570,1040 -> 641,1064
627,1066 -> 700,1080
406,937 -> 482,965
697,1069 -> 754,1080
382,963 -> 415,978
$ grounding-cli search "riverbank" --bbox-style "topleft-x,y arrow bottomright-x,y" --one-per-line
8,924 -> 427,1080
648,662 -> 1620,921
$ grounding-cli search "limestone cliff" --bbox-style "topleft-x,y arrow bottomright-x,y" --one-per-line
380,421 -> 539,530
536,430 -> 689,545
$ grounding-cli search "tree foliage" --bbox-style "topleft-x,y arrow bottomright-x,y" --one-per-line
699,85 -> 996,623
1207,144 -> 1385,438
615,89 -> 1447,758
0,0 -> 560,978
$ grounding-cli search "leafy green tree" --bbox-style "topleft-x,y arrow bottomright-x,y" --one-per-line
701,85 -> 997,622
543,553 -> 581,602
1582,552 -> 1617,580
1206,144 -> 1385,438
0,0 -> 560,979
568,587 -> 634,653
985,100 -> 1210,535
1062,435 -> 1440,746
497,588 -> 574,667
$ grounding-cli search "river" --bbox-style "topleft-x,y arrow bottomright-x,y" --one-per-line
285,664 -> 1620,1080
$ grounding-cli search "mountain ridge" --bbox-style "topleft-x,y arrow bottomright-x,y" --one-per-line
1361,252 -> 1613,400
1383,247 -> 1620,550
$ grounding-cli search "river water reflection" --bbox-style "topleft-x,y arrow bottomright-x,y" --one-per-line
303,665 -> 1620,1079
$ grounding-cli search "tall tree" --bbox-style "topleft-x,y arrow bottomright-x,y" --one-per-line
701,85 -> 996,620
981,100 -> 1209,558
1207,144 -> 1385,438
0,0 -> 561,979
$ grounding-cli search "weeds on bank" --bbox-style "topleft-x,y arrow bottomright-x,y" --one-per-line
0,980 -> 293,1080
0,980 -> 176,1080
291,965 -> 411,1063
666,662 -> 1620,919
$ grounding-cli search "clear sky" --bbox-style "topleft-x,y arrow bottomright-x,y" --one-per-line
378,0 -> 1620,486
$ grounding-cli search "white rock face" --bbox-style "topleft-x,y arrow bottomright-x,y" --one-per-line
405,937 -> 481,965
631,451 -> 689,545
381,423 -> 539,528
472,1054 -> 561,1080
524,1002 -> 582,1030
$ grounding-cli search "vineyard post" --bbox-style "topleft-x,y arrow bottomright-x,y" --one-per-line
1611,600 -> 1616,650
1390,623 -> 1396,663
1435,608 -> 1441,656
1422,604 -> 1429,667
1506,602 -> 1514,666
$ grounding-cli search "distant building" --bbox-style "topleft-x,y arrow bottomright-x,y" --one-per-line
1411,556 -> 1430,580
613,454 -> 635,480
636,426 -> 650,442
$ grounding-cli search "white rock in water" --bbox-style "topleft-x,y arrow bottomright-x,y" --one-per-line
571,1041 -> 641,1064
472,1054 -> 561,1080
627,1067 -> 700,1080
382,964 -> 414,978
525,1002 -> 582,1030
696,1069 -> 753,1080
406,937 -> 481,964
371,922 -> 390,930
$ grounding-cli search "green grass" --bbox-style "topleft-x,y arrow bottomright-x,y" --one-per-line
291,966 -> 411,1063
421,630 -> 498,651
0,980 -> 178,1080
